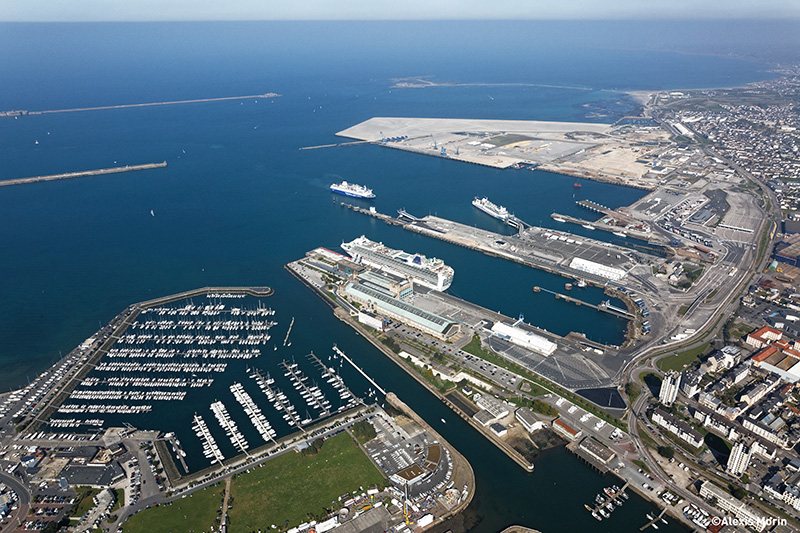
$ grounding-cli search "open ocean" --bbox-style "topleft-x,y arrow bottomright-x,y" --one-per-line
0,20 -> 789,532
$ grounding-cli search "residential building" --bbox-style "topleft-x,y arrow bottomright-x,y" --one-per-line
726,440 -> 752,477
746,326 -> 783,349
699,481 -> 769,532
651,407 -> 704,449
659,371 -> 681,406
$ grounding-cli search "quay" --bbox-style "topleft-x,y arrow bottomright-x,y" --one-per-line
0,93 -> 280,118
532,286 -> 634,320
341,203 -> 637,287
550,212 -> 656,242
0,162 -> 167,188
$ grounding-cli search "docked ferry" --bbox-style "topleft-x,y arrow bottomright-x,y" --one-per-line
472,196 -> 510,222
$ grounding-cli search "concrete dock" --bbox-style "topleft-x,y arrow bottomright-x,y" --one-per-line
342,203 -> 639,287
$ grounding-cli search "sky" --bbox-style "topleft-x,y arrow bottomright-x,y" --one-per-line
2,0 -> 800,22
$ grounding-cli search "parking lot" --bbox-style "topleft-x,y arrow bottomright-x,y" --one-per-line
363,411 -> 453,499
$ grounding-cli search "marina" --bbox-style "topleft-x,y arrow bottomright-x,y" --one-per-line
230,381 -> 277,443
248,367 -> 305,431
192,413 -> 225,465
278,359 -> 331,418
210,399 -> 250,455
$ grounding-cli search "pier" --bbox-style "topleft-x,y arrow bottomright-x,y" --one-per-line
0,162 -> 167,188
165,434 -> 190,474
639,507 -> 668,530
230,382 -> 277,444
248,368 -> 305,432
192,413 -> 225,465
278,359 -> 331,417
589,481 -> 630,514
333,345 -> 387,396
532,287 -> 634,320
210,400 -> 250,456
0,93 -> 280,118
306,352 -> 359,408
298,140 -> 372,150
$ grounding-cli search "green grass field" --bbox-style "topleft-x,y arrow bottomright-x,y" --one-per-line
121,485 -> 224,533
227,432 -> 385,532
657,342 -> 711,372
71,487 -> 102,518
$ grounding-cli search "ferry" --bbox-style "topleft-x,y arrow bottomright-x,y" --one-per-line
472,196 -> 510,222
330,181 -> 375,199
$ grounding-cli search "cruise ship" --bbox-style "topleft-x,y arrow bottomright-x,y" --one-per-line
341,235 -> 454,291
472,197 -> 510,222
330,181 -> 375,199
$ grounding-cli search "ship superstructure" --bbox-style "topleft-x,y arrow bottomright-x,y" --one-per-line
330,181 -> 376,199
472,196 -> 510,222
341,235 -> 454,291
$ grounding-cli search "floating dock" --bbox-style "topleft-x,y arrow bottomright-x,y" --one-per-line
230,382 -> 276,443
210,400 -> 250,455
192,413 -> 224,465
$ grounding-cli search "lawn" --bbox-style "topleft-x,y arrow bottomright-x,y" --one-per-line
657,342 -> 712,372
71,487 -> 102,518
121,485 -> 224,533
227,432 -> 385,532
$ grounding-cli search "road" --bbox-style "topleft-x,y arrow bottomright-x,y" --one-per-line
0,471 -> 31,533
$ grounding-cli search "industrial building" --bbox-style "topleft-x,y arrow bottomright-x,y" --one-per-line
490,321 -> 557,356
568,257 -> 626,281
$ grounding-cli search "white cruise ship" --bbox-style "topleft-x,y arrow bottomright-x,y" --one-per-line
341,235 -> 454,291
330,181 -> 375,199
472,197 -> 510,222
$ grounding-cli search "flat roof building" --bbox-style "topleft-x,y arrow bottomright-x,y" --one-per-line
343,282 -> 460,340
491,321 -> 557,356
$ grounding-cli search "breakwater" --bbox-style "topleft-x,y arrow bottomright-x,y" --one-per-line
0,162 -> 167,188
0,93 -> 280,118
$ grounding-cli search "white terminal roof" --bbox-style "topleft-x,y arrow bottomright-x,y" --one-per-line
491,322 -> 557,356
344,282 -> 456,335
569,257 -> 626,281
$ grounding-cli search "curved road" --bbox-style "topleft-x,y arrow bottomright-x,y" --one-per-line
0,472 -> 31,533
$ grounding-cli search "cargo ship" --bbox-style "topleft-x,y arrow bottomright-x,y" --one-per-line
330,180 -> 375,199
472,196 -> 510,222
341,235 -> 454,291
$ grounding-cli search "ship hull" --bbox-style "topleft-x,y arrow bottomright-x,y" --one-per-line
330,188 -> 375,199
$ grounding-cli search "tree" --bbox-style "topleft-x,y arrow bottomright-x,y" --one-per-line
729,484 -> 747,500
657,446 -> 675,460
625,382 -> 641,401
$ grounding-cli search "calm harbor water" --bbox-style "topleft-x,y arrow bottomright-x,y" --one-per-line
0,20 -> 783,531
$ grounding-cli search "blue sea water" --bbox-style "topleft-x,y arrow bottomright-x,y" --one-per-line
0,20 -> 790,532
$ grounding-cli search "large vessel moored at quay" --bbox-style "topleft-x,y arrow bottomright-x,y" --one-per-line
341,235 -> 454,291
330,180 -> 376,199
472,196 -> 510,222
